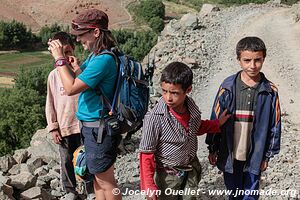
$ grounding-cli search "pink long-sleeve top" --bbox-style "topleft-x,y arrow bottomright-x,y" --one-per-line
45,69 -> 80,137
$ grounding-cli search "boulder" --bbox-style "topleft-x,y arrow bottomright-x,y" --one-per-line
20,186 -> 54,200
9,172 -> 37,190
180,13 -> 199,30
27,129 -> 59,163
26,157 -> 45,172
0,155 -> 17,173
199,4 -> 220,17
13,149 -> 29,164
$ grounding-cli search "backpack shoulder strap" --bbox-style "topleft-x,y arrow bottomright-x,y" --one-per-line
99,50 -> 120,66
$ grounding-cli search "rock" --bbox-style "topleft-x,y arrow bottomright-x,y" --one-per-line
9,172 -> 37,190
0,173 -> 14,198
51,189 -> 62,197
20,163 -> 34,174
8,162 -> 33,176
199,4 -> 220,17
50,178 -> 60,189
34,166 -> 48,176
13,149 -> 29,164
36,179 -> 47,188
48,169 -> 60,179
1,184 -> 14,199
0,155 -> 17,173
161,19 -> 181,36
20,186 -> 53,200
38,174 -> 53,184
0,173 -> 11,185
26,157 -> 45,172
47,159 -> 59,170
27,129 -> 59,163
8,164 -> 21,175
0,191 -> 12,200
180,13 -> 199,30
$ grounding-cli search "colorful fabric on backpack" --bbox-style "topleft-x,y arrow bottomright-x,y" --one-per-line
73,145 -> 87,178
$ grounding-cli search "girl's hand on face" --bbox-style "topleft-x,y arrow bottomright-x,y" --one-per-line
47,39 -> 64,60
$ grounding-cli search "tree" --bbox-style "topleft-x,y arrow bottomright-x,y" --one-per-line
112,30 -> 158,61
149,16 -> 165,33
138,0 -> 165,21
0,20 -> 37,50
39,23 -> 63,46
0,88 -> 46,156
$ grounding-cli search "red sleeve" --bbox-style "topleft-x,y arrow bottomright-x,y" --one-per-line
140,152 -> 158,191
197,119 -> 221,135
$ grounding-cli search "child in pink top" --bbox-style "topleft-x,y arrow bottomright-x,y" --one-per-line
45,32 -> 94,200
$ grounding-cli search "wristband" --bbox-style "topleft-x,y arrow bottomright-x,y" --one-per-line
55,58 -> 68,67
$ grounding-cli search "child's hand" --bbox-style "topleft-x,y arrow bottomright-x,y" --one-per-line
208,153 -> 217,166
219,109 -> 231,126
260,160 -> 268,171
51,130 -> 62,144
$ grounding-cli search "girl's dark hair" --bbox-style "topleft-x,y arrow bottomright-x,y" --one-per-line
92,30 -> 117,55
236,37 -> 267,60
160,62 -> 193,91
52,31 -> 75,49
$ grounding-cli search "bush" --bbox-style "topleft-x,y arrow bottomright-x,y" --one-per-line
149,16 -> 165,33
129,0 -> 165,32
112,30 -> 158,61
137,0 -> 165,21
0,88 -> 46,156
0,64 -> 52,156
14,64 -> 53,96
0,20 -> 37,50
39,23 -> 63,46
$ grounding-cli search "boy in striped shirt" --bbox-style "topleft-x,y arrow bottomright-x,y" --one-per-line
139,61 -> 230,200
206,37 -> 281,200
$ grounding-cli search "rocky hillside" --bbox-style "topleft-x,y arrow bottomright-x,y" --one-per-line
0,0 -> 134,32
1,2 -> 300,199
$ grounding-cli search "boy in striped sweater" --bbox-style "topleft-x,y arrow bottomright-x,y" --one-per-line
139,61 -> 230,200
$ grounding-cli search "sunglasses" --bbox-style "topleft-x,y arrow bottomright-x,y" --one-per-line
71,22 -> 98,31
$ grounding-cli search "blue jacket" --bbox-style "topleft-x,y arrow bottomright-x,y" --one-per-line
205,71 -> 281,175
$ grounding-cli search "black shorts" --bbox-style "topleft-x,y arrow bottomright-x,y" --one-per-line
81,125 -> 121,174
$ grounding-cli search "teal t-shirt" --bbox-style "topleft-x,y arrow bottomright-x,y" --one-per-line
76,53 -> 117,121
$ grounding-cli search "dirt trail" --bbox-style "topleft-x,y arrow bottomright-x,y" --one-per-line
196,5 -> 300,162
198,6 -> 300,124
237,8 -> 300,124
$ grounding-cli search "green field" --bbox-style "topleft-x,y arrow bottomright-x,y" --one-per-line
0,51 -> 53,75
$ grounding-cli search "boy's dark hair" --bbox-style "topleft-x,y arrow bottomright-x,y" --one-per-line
160,62 -> 193,91
52,32 -> 75,49
236,37 -> 266,60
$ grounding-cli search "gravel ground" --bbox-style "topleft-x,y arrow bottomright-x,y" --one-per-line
115,2 -> 300,200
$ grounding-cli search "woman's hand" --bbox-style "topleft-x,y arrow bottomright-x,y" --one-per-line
68,56 -> 81,73
47,39 -> 65,60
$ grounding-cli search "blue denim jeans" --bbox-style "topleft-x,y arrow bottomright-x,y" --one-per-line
224,160 -> 260,200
